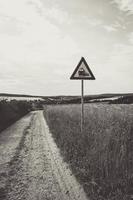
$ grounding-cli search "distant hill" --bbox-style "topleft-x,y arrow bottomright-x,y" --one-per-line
0,93 -> 133,104
0,93 -> 41,98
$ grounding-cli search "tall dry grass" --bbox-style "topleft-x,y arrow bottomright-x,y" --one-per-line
44,104 -> 133,200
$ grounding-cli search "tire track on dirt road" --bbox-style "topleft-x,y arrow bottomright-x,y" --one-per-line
0,112 -> 33,200
0,111 -> 89,200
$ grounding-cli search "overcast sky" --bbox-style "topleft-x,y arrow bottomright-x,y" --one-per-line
0,0 -> 133,96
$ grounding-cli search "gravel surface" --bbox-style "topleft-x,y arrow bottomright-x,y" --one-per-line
0,111 -> 88,200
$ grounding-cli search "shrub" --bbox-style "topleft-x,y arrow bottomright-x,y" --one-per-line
0,100 -> 32,132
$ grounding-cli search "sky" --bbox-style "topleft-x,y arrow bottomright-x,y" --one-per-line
0,0 -> 133,96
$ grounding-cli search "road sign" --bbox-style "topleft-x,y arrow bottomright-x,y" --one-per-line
70,57 -> 96,133
70,57 -> 95,80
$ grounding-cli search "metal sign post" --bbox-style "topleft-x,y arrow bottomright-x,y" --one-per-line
70,57 -> 95,133
81,80 -> 84,133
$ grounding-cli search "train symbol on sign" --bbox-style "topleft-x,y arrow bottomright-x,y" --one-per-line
78,68 -> 89,76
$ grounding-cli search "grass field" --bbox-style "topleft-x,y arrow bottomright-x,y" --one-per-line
44,104 -> 133,200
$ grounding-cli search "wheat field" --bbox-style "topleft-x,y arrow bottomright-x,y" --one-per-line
44,103 -> 133,200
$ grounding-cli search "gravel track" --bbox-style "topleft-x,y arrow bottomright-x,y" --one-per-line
0,111 -> 88,200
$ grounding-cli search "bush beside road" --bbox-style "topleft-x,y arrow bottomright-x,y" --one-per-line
0,100 -> 32,132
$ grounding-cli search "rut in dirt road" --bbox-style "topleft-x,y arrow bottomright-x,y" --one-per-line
0,111 -> 89,200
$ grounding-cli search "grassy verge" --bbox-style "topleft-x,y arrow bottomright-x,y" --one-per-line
44,104 -> 133,200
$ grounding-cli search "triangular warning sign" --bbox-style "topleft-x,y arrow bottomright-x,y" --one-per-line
70,57 -> 95,80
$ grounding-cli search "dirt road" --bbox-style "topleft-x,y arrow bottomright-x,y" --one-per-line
0,111 -> 88,200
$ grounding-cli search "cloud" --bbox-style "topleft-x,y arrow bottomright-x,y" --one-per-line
0,0 -> 79,64
87,18 -> 103,27
112,0 -> 133,13
103,25 -> 117,32
128,32 -> 133,44
44,7 -> 70,25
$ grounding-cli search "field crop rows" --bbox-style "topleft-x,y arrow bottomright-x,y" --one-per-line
44,104 -> 133,200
